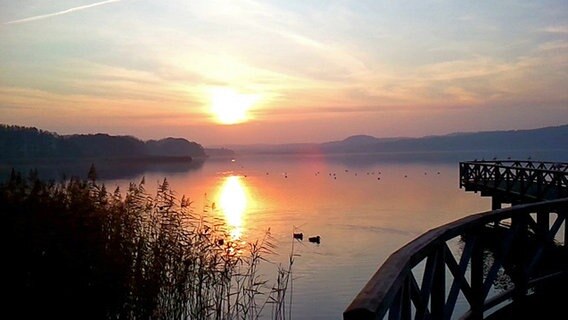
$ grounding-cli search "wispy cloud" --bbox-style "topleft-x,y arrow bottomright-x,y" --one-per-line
538,40 -> 568,51
542,26 -> 568,34
4,0 -> 122,25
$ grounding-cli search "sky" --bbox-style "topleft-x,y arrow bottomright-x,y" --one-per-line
0,0 -> 567,145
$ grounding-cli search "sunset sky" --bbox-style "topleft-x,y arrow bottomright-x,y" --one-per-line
1,0 -> 567,145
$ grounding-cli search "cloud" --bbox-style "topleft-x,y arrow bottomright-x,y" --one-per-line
538,41 -> 568,52
542,26 -> 568,34
0,104 -> 29,110
4,0 -> 122,25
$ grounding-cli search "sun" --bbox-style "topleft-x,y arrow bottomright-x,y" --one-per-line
209,88 -> 258,125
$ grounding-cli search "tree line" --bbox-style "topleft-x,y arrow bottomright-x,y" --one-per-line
0,124 -> 207,160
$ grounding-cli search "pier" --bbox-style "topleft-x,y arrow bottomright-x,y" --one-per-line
344,160 -> 568,320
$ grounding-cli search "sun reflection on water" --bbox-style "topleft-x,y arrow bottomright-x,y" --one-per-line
217,175 -> 249,239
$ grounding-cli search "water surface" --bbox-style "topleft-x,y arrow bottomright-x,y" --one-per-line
98,154 -> 493,319
3,154 -> 499,319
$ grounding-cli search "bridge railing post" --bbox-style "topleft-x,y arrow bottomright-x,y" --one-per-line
470,236 -> 484,320
459,163 -> 466,188
555,171 -> 563,199
537,171 -> 543,198
536,210 -> 549,240
494,165 -> 501,189
471,163 -> 479,185
491,197 -> 502,210
562,208 -> 568,251
519,167 -> 526,197
431,247 -> 446,319
511,211 -> 529,319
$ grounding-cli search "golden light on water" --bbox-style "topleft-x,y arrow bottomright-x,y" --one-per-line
209,88 -> 259,125
217,175 -> 249,239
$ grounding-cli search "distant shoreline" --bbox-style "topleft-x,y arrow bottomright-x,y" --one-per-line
0,155 -> 195,165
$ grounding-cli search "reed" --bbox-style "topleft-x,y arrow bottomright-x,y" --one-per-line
1,169 -> 293,319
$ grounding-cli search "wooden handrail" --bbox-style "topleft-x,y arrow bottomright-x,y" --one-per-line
460,161 -> 568,174
344,198 -> 568,320
346,161 -> 568,319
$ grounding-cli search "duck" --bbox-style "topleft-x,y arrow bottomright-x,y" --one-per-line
293,232 -> 303,240
308,236 -> 321,244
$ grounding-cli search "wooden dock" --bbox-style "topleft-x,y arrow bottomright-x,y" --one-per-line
460,160 -> 568,208
344,160 -> 568,320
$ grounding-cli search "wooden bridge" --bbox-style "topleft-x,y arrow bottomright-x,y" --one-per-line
344,160 -> 568,320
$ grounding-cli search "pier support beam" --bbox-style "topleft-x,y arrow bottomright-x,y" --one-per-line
491,197 -> 502,210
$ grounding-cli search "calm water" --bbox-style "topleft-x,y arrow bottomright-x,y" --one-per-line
2,153 -> 503,319
94,154 -> 497,319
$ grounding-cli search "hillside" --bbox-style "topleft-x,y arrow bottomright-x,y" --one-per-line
0,125 -> 207,161
322,125 -> 568,154
229,124 -> 568,155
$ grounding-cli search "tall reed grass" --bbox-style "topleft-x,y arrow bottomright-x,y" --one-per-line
1,169 -> 293,319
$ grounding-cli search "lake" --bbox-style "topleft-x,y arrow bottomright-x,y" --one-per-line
6,151 -> 559,319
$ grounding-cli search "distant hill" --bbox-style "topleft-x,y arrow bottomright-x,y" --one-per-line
146,137 -> 205,158
229,124 -> 568,155
320,135 -> 403,153
321,125 -> 568,154
228,142 -> 321,155
0,125 -> 207,161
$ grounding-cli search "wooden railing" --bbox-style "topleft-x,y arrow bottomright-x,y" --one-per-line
343,198 -> 568,320
459,160 -> 568,201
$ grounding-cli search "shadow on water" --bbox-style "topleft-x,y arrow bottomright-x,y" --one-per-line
0,158 -> 205,181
